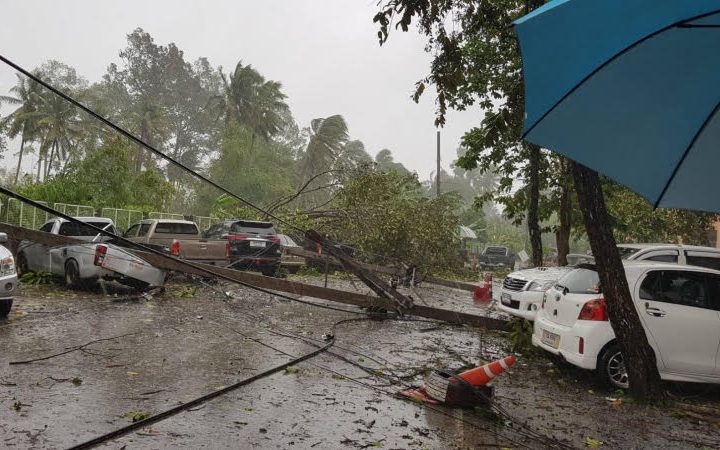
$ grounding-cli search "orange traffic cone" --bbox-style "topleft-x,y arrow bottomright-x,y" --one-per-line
458,355 -> 516,386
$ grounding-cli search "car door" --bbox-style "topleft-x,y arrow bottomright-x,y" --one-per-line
636,269 -> 720,376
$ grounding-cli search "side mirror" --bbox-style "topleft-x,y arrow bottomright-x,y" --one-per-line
0,233 -> 7,243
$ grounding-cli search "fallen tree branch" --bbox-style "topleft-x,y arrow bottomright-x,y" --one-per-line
9,332 -> 137,365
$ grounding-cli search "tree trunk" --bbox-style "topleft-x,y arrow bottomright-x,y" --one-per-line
14,137 -> 25,185
45,141 -> 56,179
572,162 -> 664,402
35,150 -> 42,183
527,143 -> 543,267
556,158 -> 572,266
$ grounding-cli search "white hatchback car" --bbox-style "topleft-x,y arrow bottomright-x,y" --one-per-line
533,261 -> 720,389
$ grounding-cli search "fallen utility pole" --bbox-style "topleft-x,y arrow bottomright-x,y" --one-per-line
305,229 -> 414,312
0,222 -> 508,331
285,246 -> 480,293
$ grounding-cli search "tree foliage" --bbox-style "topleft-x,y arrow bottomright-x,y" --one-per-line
327,169 -> 462,269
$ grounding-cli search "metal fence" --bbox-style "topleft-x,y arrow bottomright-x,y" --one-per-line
4,198 -> 52,229
53,202 -> 95,218
148,212 -> 185,221
193,216 -> 219,232
100,208 -> 144,232
1,196 -> 217,233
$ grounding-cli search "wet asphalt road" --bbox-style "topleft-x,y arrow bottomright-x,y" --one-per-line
1,276 -> 719,449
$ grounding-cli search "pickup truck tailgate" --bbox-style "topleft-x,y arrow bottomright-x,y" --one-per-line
99,245 -> 166,286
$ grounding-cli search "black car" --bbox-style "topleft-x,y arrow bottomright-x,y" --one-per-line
203,220 -> 281,276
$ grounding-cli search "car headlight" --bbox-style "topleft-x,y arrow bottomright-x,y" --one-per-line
527,280 -> 553,292
0,256 -> 15,276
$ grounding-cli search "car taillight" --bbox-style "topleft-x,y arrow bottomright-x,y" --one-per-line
227,234 -> 247,240
94,245 -> 108,266
170,240 -> 180,256
267,235 -> 280,243
578,298 -> 608,321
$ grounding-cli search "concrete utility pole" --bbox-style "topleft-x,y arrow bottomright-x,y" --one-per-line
436,130 -> 441,197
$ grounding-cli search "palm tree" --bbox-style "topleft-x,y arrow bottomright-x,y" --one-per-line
0,74 -> 41,184
217,62 -> 289,145
33,88 -> 83,179
297,115 -> 349,209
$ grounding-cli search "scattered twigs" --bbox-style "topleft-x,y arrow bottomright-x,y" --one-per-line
9,332 -> 137,365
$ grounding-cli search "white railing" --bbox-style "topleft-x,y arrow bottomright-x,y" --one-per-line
53,202 -> 95,218
100,208 -> 144,232
193,215 -> 219,232
4,198 -> 51,229
148,212 -> 185,221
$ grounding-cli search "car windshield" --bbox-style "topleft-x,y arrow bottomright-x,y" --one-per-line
485,247 -> 507,255
556,267 -> 601,294
617,246 -> 640,259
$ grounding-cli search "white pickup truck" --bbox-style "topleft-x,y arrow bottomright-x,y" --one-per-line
16,217 -> 166,290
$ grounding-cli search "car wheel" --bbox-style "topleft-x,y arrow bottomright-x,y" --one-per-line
0,299 -> 12,318
16,253 -> 28,278
64,260 -> 82,289
597,343 -> 629,389
262,266 -> 278,277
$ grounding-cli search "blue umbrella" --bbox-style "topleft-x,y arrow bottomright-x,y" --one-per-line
514,1 -> 720,212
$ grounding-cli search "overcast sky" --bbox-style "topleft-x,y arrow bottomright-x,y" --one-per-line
0,0 -> 484,180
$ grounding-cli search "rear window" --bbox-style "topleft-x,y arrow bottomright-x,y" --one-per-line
484,247 -> 507,256
138,223 -> 151,237
556,268 -> 601,294
154,222 -> 199,235
686,252 -> 720,271
230,221 -> 276,235
59,221 -> 115,237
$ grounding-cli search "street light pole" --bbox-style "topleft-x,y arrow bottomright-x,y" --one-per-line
436,130 -> 441,197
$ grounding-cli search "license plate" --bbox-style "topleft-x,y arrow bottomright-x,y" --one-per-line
249,241 -> 266,248
541,329 -> 560,349
501,293 -> 512,305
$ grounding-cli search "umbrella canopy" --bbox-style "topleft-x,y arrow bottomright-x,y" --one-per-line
514,1 -> 720,212
458,225 -> 478,240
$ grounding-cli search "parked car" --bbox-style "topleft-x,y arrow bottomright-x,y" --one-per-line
533,261 -> 720,389
125,219 -> 227,266
17,217 -> 166,290
478,245 -> 515,270
566,253 -> 594,265
277,234 -> 305,274
220,220 -> 282,276
616,243 -> 720,268
0,232 -> 17,317
497,266 -> 575,320
499,243 -> 720,321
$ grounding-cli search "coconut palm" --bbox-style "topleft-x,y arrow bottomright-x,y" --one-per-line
33,88 -> 83,179
0,74 -> 41,184
297,115 -> 349,209
217,62 -> 289,145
